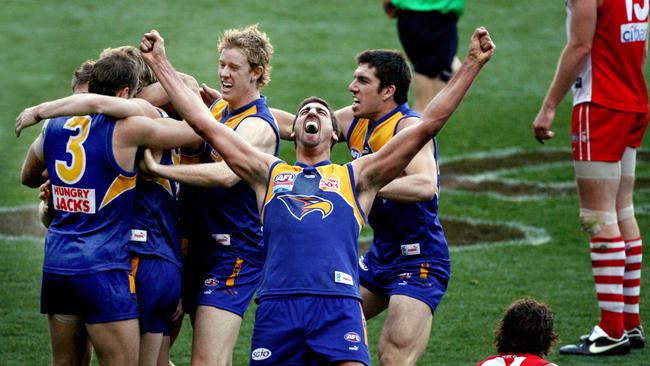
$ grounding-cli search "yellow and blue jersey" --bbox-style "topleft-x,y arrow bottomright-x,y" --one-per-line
182,96 -> 279,269
130,148 -> 182,267
346,103 -> 450,275
257,160 -> 366,300
42,114 -> 136,275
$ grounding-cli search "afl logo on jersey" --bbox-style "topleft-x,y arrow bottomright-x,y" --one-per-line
278,195 -> 333,220
272,173 -> 296,193
350,148 -> 362,160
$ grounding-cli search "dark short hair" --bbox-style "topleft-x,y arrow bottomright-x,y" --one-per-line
495,298 -> 559,356
71,59 -> 96,92
88,52 -> 140,98
356,49 -> 411,104
293,96 -> 339,137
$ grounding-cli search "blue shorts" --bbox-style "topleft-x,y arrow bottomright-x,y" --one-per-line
132,255 -> 181,335
183,255 -> 262,317
41,270 -> 138,324
359,254 -> 449,314
397,9 -> 458,81
250,296 -> 370,365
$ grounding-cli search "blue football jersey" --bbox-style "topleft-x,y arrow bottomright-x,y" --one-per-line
257,160 -> 366,300
346,103 -> 450,276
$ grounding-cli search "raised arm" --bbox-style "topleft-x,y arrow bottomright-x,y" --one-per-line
270,108 -> 295,140
353,27 -> 495,209
138,72 -> 201,107
15,94 -> 159,137
139,30 -> 276,188
532,0 -> 597,143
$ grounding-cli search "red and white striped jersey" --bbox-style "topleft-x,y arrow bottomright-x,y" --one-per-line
568,0 -> 648,113
476,354 -> 555,366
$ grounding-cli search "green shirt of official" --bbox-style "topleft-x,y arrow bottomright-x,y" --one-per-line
391,0 -> 465,17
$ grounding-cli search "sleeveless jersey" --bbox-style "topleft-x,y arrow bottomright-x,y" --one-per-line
257,160 -> 367,300
42,114 -> 136,275
346,103 -> 450,276
569,0 -> 648,112
476,354 -> 553,366
129,148 -> 182,267
183,96 -> 279,268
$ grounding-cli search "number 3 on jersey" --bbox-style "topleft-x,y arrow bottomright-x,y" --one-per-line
55,116 -> 91,184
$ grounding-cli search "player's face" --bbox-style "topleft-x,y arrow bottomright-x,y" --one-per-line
218,47 -> 257,103
294,102 -> 335,148
348,63 -> 385,120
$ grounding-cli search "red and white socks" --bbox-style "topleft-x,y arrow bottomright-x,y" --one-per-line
591,236 -> 626,338
624,237 -> 643,331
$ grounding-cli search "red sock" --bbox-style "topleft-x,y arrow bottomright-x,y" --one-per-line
591,237 -> 626,338
624,237 -> 643,330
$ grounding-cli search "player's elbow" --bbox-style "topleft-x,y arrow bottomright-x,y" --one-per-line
570,41 -> 592,60
418,180 -> 438,201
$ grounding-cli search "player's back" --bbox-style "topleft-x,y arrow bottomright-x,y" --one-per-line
43,113 -> 136,275
476,354 -> 554,366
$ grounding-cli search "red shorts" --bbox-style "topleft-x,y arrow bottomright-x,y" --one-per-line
571,103 -> 648,162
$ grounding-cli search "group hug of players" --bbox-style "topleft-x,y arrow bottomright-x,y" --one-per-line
15,1 -> 650,365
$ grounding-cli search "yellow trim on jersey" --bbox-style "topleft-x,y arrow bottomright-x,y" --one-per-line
129,256 -> 139,294
210,99 -> 228,121
316,164 -> 365,231
349,112 -> 406,155
99,174 -> 137,210
261,163 -> 301,222
419,262 -> 430,279
226,258 -> 244,287
153,177 -> 173,196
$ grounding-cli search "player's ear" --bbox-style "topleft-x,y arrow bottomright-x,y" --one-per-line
381,85 -> 396,102
116,86 -> 130,99
251,65 -> 264,84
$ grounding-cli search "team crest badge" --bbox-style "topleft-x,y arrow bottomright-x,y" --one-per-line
278,195 -> 333,220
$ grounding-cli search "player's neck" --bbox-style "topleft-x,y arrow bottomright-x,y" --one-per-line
368,101 -> 399,123
296,146 -> 331,166
227,89 -> 261,111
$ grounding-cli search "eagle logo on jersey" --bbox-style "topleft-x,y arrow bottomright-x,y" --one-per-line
278,195 -> 333,220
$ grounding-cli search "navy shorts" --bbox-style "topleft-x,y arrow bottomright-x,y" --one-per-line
397,10 -> 459,81
183,255 -> 262,317
359,254 -> 449,314
41,269 -> 139,324
132,255 -> 181,335
250,296 -> 370,365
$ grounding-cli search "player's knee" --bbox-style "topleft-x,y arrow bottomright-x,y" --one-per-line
579,208 -> 617,236
617,206 -> 635,223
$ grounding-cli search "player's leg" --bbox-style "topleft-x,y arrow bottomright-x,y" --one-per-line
81,269 -> 141,365
618,146 -> 645,347
396,9 -> 458,113
48,314 -> 89,366
360,286 -> 388,320
377,295 -> 432,366
86,319 -> 140,365
135,256 -> 182,366
560,103 -> 630,355
191,306 -> 242,366
138,333 -> 164,366
41,272 -> 92,366
156,336 -> 172,366
412,73 -> 447,113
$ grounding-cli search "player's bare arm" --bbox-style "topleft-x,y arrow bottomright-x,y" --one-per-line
20,128 -> 46,188
15,95 -> 158,136
376,117 -> 438,202
138,72 -> 200,107
142,116 -> 277,188
532,0 -> 597,144
334,105 -> 355,142
140,30 -> 277,191
353,27 -> 495,211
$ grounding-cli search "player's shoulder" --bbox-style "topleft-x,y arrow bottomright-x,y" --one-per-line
395,115 -> 420,131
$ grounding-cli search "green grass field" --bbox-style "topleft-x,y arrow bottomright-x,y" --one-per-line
1,1 -> 649,365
